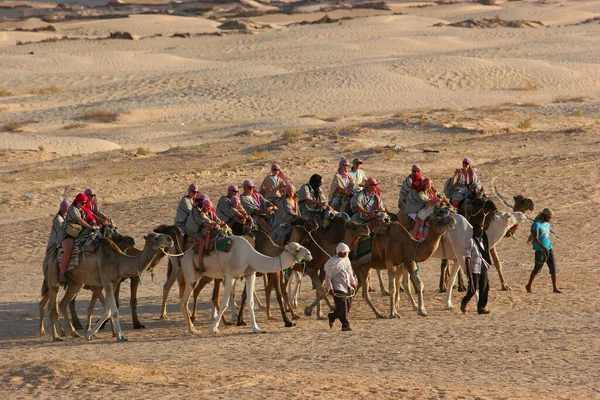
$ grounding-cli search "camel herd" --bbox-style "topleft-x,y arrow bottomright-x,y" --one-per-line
39,197 -> 531,343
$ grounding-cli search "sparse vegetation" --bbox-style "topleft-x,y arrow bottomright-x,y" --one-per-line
0,90 -> 13,97
282,129 -> 302,143
82,109 -> 119,123
63,122 -> 87,130
38,145 -> 45,152
513,81 -> 539,91
575,108 -> 584,117
517,119 -> 532,130
552,95 -> 586,103
0,199 -> 8,205
136,147 -> 150,156
3,121 -> 23,132
384,150 -> 394,159
250,150 -> 271,159
30,86 -> 62,95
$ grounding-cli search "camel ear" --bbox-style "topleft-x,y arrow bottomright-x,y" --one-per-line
144,234 -> 149,240
284,244 -> 291,252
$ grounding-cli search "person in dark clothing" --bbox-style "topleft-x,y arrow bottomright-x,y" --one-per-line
461,224 -> 491,314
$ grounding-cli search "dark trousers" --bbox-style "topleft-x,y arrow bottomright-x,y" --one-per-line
462,266 -> 489,310
330,290 -> 352,329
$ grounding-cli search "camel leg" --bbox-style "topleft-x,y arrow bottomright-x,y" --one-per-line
387,267 -> 400,318
130,277 -> 144,329
245,274 -> 264,333
210,277 -> 235,334
490,246 -> 511,291
289,270 -> 302,309
160,260 -> 178,320
237,286 -> 248,326
393,268 -> 403,310
59,282 -> 84,338
90,282 -> 127,342
265,274 -> 275,320
87,291 -> 99,332
230,280 -> 239,320
69,297 -> 83,330
305,269 -> 328,319
439,259 -> 449,293
444,258 -> 463,310
39,291 -> 49,336
407,262 -> 427,316
178,280 -> 199,334
88,288 -> 117,337
273,272 -> 294,327
360,268 -> 385,319
402,269 -> 418,311
377,269 -> 390,296
279,271 -> 299,320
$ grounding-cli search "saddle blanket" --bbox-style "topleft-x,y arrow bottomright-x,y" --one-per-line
58,239 -> 82,272
352,236 -> 372,260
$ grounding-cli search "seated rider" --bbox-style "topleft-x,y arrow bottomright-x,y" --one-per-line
199,199 -> 225,256
271,184 -> 299,245
240,179 -> 276,235
349,158 -> 367,191
328,158 -> 356,211
448,158 -> 481,210
350,177 -> 386,228
216,185 -> 240,227
230,195 -> 254,228
185,196 -> 213,273
174,183 -> 199,233
83,188 -> 109,228
398,164 -> 422,212
59,193 -> 99,283
260,163 -> 288,204
43,200 -> 70,272
405,178 -> 438,240
297,174 -> 328,222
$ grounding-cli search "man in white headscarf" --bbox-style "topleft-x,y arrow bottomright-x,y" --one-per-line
324,242 -> 356,332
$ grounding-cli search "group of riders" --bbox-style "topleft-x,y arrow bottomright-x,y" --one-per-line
46,157 -> 484,282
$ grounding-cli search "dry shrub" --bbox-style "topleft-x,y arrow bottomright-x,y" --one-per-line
575,108 -> 584,117
517,119 -> 532,130
384,150 -> 394,159
136,147 -> 149,156
250,150 -> 271,159
552,95 -> 586,103
0,90 -> 13,97
82,109 -> 119,123
513,81 -> 539,91
30,86 -> 62,95
282,129 -> 302,143
38,145 -> 45,152
63,122 -> 87,130
3,121 -> 23,132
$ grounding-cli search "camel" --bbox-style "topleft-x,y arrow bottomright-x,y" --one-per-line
178,237 -> 312,334
353,207 -> 456,318
75,224 -> 182,334
418,211 -> 527,310
288,215 -> 371,319
52,233 -> 173,342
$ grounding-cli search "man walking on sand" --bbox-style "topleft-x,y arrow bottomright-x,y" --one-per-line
325,243 -> 356,332
461,224 -> 492,314
526,208 -> 562,294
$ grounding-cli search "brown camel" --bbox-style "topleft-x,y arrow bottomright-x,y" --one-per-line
288,215 -> 371,319
39,233 -> 135,338
354,207 -> 456,318
52,233 -> 173,342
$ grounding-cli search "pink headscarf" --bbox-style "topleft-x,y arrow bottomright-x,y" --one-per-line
231,195 -> 241,207
338,158 -> 350,179
59,200 -> 71,214
271,163 -> 289,184
462,158 -> 475,185
202,199 -> 217,220
84,188 -> 99,214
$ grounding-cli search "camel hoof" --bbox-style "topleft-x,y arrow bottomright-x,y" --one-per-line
116,336 -> 129,343
70,331 -> 81,338
291,314 -> 301,320
159,314 -> 169,320
53,337 -> 64,342
252,329 -> 265,334
381,291 -> 390,297
284,321 -> 296,328
389,313 -> 400,319
85,331 -> 93,341
133,324 -> 146,330
376,314 -> 386,319
187,326 -> 197,334
267,316 -> 275,321
209,328 -> 219,335
418,310 -> 428,317
72,323 -> 83,331
303,307 -> 312,317
40,330 -> 47,336
443,305 -> 454,311
439,288 -> 447,293
502,285 -> 512,291
457,287 -> 467,293
236,321 -> 247,327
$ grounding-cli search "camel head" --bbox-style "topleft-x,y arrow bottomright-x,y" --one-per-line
429,206 -> 456,234
345,221 -> 370,237
513,195 -> 534,213
290,215 -> 319,232
499,211 -> 528,237
143,233 -> 174,252
154,224 -> 183,238
284,242 -> 313,262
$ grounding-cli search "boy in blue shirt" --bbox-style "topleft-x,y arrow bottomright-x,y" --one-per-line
525,208 -> 562,293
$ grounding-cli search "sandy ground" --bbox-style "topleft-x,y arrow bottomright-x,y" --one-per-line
1,0 -> 600,398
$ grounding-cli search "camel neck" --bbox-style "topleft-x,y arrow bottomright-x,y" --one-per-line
246,247 -> 298,274
415,229 -> 445,262
119,244 -> 159,278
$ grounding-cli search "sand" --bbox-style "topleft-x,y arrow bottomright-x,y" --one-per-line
1,0 -> 599,398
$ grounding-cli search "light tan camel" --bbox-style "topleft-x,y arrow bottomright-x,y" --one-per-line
52,233 -> 173,342
178,237 -> 312,334
354,208 -> 456,318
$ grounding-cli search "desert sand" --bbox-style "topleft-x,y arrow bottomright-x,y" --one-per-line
1,0 -> 599,398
